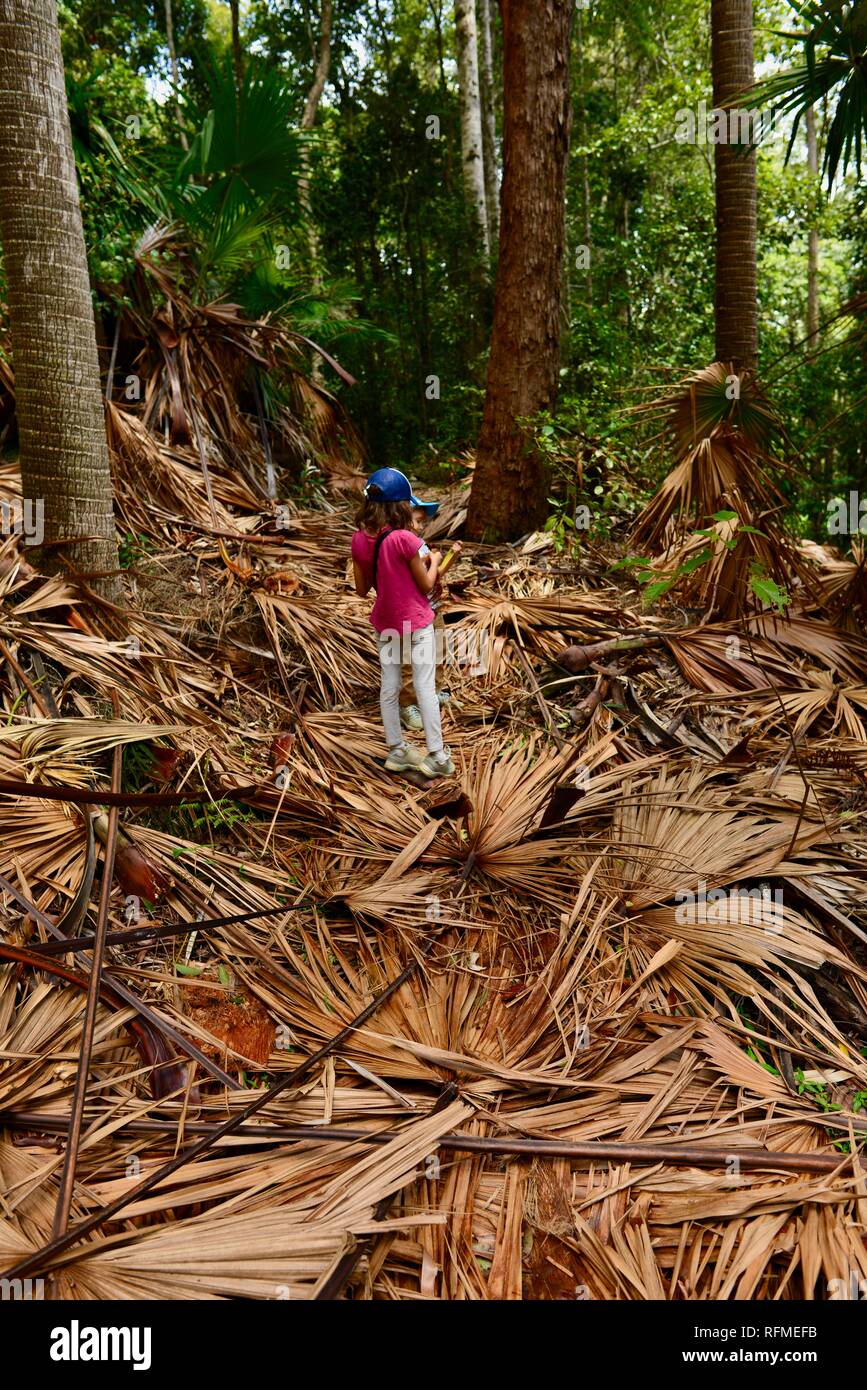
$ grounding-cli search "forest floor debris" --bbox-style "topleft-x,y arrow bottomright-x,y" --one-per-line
1,469 -> 867,1300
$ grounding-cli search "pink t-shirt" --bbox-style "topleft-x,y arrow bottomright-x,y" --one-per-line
351,527 -> 434,634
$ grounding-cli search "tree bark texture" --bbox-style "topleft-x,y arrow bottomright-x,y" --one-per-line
711,0 -> 758,369
477,0 -> 499,255
465,0 -> 572,542
0,0 -> 120,593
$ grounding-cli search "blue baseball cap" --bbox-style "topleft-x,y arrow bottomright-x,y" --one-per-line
363,467 -> 439,517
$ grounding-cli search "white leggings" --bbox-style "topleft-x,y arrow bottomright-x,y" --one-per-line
378,624 -> 444,754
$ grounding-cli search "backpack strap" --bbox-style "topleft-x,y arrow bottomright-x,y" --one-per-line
372,527 -> 396,589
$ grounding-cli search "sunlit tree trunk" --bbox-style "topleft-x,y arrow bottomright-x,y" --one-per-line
466,0 -> 572,541
477,0 -> 499,254
164,0 -> 189,151
711,0 -> 757,369
299,0 -> 333,385
300,0 -> 334,267
455,0 -> 490,259
0,0 -> 119,594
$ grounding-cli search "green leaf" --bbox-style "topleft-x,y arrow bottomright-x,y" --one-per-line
677,546 -> 712,576
608,555 -> 653,573
641,579 -> 674,605
749,565 -> 791,614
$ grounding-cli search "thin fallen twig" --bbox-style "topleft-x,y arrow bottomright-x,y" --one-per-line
51,703 -> 122,1236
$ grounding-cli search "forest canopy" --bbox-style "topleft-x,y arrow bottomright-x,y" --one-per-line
46,0 -> 866,536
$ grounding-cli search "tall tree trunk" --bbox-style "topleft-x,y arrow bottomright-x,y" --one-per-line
0,0 -> 119,594
576,4 -> 592,304
806,103 -> 820,347
711,0 -> 757,369
229,0 -> 244,97
299,0 -> 333,388
428,0 -> 448,93
164,0 -> 189,151
477,0 -> 499,254
465,0 -> 572,542
454,0 -> 490,260
299,0 -> 333,271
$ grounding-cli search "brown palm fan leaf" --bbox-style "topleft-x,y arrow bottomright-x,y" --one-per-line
631,363 -> 789,546
816,536 -> 867,627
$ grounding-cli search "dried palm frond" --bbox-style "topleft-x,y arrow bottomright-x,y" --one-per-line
632,363 -> 787,545
4,458 -> 867,1304
815,537 -> 867,627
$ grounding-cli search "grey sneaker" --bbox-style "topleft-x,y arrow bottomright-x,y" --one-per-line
384,742 -> 426,772
400,704 -> 424,731
418,746 -> 455,778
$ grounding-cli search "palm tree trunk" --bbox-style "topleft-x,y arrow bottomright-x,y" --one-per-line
465,0 -> 573,542
455,0 -> 490,260
477,0 -> 499,254
711,0 -> 757,369
0,0 -> 119,595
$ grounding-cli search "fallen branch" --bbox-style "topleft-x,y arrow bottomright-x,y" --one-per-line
2,1110 -> 856,1178
52,716 -> 122,1236
557,634 -> 666,673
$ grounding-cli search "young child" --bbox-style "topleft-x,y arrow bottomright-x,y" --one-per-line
399,509 -> 461,732
351,468 -> 454,777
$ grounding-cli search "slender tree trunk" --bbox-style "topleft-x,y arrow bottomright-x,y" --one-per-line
164,0 -> 189,151
299,0 -> 333,273
806,103 -> 820,347
477,0 -> 499,254
428,0 -> 448,92
711,0 -> 757,369
302,0 -> 333,130
466,0 -> 573,542
229,0 -> 244,97
0,0 -> 119,594
299,0 -> 333,389
576,4 -> 592,304
454,0 -> 489,259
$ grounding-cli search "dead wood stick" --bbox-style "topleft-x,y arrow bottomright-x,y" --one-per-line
21,901 -> 312,958
51,717 -> 121,1237
0,776 -> 268,807
570,669 -> 612,723
558,634 -> 665,673
1,1111 -> 857,1178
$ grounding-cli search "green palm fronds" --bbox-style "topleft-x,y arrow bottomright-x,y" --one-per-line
755,0 -> 867,183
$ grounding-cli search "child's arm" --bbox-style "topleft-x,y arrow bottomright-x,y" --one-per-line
352,559 -> 371,597
409,547 -> 441,595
